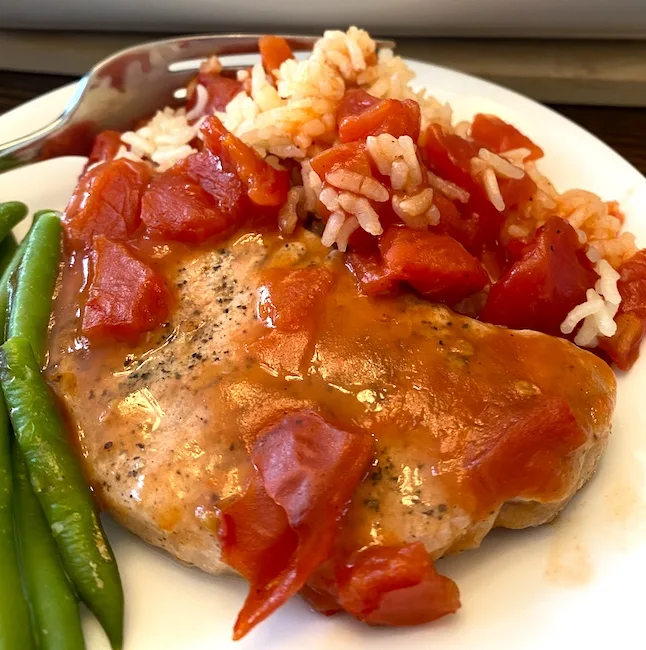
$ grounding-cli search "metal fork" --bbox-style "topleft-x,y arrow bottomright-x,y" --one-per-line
0,33 -> 396,172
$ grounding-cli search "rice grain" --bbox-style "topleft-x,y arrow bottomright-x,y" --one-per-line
338,192 -> 383,235
478,148 -> 524,179
326,170 -> 388,202
321,211 -> 347,246
426,171 -> 470,203
481,167 -> 505,212
335,216 -> 360,251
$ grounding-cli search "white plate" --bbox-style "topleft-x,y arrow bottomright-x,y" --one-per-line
1,62 -> 646,650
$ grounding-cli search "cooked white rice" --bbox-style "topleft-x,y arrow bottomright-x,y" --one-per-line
560,259 -> 622,346
119,106 -> 202,170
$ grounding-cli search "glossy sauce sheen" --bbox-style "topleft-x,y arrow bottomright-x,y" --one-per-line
46,227 -> 616,573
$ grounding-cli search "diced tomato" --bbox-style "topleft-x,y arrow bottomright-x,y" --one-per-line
481,217 -> 597,335
347,225 -> 381,255
218,411 -> 374,639
259,35 -> 294,75
310,141 -> 373,180
345,250 -> 399,296
597,249 -> 646,369
64,158 -> 151,250
615,249 -> 646,319
338,89 -> 421,143
217,473 -> 296,598
335,543 -> 460,626
87,130 -> 122,166
82,236 -> 170,342
432,198 -> 483,256
380,228 -> 489,303
463,396 -> 586,515
598,312 -> 645,371
257,267 -> 335,331
201,116 -> 289,207
498,173 -> 537,209
433,193 -> 462,222
430,192 -> 472,244
479,243 -> 508,284
141,150 -> 246,243
422,124 -> 502,252
504,234 -> 532,263
246,328 -> 314,377
338,88 -> 380,118
189,73 -> 243,115
471,114 -> 544,161
300,566 -> 344,616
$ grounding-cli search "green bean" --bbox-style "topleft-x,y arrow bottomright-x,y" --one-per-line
0,234 -> 18,273
0,381 -> 34,650
3,210 -> 85,649
0,210 -> 52,340
33,209 -> 60,220
0,157 -> 25,173
0,337 -> 123,650
0,201 -> 28,244
13,446 -> 85,650
8,213 -> 61,365
0,216 -> 35,649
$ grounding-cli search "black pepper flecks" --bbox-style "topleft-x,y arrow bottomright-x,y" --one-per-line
363,498 -> 380,512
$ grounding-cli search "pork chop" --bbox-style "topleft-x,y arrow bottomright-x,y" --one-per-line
46,227 -> 616,576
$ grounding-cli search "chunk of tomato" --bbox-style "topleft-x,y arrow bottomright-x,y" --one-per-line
498,173 -> 537,209
310,141 -> 373,180
380,228 -> 489,303
219,411 -> 374,639
259,35 -> 294,75
481,217 -> 597,335
597,249 -> 646,369
141,150 -> 246,243
64,158 -> 150,250
431,193 -> 484,256
345,250 -> 399,296
598,312 -> 645,371
335,543 -> 460,626
201,116 -> 289,207
338,89 -> 421,143
464,396 -> 586,516
189,73 -> 243,115
615,249 -> 646,319
257,267 -> 335,331
422,124 -> 502,251
471,114 -> 544,161
87,130 -> 122,166
82,236 -> 170,342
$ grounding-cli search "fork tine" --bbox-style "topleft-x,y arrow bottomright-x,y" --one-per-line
0,32 -> 397,168
97,34 -> 395,76
155,34 -> 395,65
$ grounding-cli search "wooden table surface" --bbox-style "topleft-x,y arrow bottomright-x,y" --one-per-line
1,70 -> 645,176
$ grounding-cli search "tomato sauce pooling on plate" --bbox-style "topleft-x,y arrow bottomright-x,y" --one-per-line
48,34 -> 624,640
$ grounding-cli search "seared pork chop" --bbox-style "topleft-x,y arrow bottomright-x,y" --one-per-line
46,228 -> 615,577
